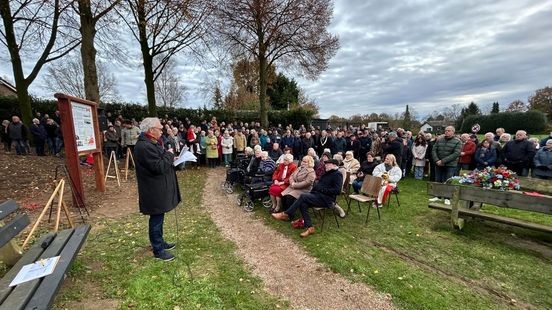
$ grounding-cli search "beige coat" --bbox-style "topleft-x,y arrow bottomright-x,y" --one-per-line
281,166 -> 315,199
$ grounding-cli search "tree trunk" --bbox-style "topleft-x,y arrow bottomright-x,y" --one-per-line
78,0 -> 100,103
258,55 -> 269,128
0,1 -> 32,126
136,0 -> 156,116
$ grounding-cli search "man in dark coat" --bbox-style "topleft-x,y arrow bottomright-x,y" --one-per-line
30,118 -> 47,156
502,130 -> 536,176
382,131 -> 403,166
134,117 -> 181,261
272,158 -> 343,238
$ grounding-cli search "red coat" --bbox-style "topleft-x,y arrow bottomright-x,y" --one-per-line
459,140 -> 476,164
272,162 -> 297,187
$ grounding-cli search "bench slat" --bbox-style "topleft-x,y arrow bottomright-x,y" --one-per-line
429,202 -> 552,233
0,215 -> 30,249
25,224 -> 91,310
0,233 -> 52,304
0,229 -> 73,310
0,201 -> 19,221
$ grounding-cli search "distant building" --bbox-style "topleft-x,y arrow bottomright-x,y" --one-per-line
420,120 -> 448,134
0,78 -> 17,97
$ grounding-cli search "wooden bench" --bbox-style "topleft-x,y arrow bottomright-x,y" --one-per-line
0,200 -> 91,309
427,182 -> 552,233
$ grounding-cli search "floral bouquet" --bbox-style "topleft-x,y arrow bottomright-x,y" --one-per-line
457,166 -> 520,190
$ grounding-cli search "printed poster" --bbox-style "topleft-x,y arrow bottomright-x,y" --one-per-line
71,101 -> 97,152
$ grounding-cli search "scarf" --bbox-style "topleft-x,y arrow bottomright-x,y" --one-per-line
281,165 -> 288,179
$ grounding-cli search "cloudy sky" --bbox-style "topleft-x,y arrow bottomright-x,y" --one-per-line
2,0 -> 551,120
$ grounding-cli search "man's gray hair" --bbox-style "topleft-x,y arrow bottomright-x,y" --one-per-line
139,117 -> 160,132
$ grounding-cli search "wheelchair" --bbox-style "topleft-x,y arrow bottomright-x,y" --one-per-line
221,154 -> 250,194
236,173 -> 273,212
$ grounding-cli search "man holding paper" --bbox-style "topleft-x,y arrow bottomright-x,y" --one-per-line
134,117 -> 181,261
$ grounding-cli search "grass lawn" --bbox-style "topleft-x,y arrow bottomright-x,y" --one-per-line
255,177 -> 552,310
54,168 -> 286,309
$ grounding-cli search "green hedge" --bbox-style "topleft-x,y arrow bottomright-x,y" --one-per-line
0,96 -> 315,127
460,110 -> 547,134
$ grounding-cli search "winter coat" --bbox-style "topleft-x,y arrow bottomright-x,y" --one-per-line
281,135 -> 294,149
8,122 -> 27,140
343,157 -> 360,183
134,135 -> 181,215
205,135 -> 218,158
30,124 -> 47,142
502,139 -> 536,166
383,139 -> 403,166
281,166 -> 315,199
474,146 -> 497,169
317,136 -> 333,154
271,162 -> 298,190
260,158 -> 276,174
104,130 -> 119,148
432,136 -> 462,167
533,147 -> 552,178
121,126 -> 140,146
333,137 -> 346,154
234,133 -> 246,152
372,163 -> 402,184
221,136 -> 234,155
412,144 -> 427,167
459,140 -> 476,164
311,168 -> 344,204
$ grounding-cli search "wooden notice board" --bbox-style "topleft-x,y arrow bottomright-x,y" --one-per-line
55,94 -> 106,207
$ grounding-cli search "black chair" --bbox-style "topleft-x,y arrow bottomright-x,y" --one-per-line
386,185 -> 400,208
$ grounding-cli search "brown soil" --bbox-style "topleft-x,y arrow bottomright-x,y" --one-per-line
203,168 -> 395,310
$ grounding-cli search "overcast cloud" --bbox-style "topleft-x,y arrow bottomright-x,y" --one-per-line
1,0 -> 551,120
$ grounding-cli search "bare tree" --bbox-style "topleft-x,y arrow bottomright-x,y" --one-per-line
44,55 -> 118,101
0,0 -> 80,125
506,99 -> 528,112
73,0 -> 120,103
154,58 -> 187,108
212,0 -> 339,127
118,0 -> 210,116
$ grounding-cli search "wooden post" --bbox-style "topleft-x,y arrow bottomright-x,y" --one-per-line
124,148 -> 135,181
450,186 -> 464,230
23,180 -> 64,248
54,180 -> 65,232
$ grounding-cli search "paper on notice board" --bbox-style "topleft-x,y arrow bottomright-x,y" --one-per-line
9,256 -> 61,287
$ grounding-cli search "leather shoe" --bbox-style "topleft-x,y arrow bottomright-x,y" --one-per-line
300,226 -> 315,238
272,212 -> 289,221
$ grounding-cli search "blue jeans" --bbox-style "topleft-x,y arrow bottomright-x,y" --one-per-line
149,213 -> 166,255
285,192 -> 331,228
414,166 -> 424,180
435,166 -> 456,183
12,139 -> 27,155
352,179 -> 363,193
223,154 -> 232,166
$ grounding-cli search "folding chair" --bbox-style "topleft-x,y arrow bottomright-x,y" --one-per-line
347,175 -> 383,224
341,171 -> 351,205
313,203 -> 341,231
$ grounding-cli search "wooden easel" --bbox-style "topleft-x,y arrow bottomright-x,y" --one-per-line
124,147 -> 135,181
22,179 -> 75,248
104,150 -> 121,186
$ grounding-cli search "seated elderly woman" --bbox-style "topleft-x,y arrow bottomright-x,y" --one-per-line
372,154 -> 402,206
533,139 -> 552,179
281,155 -> 316,211
259,151 -> 276,175
276,147 -> 293,165
268,153 -> 297,213
343,150 -> 360,184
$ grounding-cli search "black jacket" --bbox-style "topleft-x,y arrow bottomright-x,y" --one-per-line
134,135 -> 181,215
312,168 -> 343,203
383,139 -> 403,165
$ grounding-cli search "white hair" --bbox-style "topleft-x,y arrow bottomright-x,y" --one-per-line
139,117 -> 160,132
284,153 -> 294,162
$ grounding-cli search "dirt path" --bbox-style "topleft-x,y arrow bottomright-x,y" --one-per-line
202,168 -> 395,310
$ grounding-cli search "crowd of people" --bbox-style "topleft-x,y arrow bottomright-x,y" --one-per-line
2,112 -> 552,183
